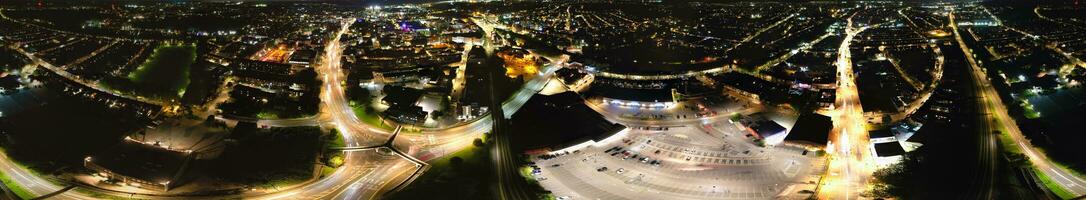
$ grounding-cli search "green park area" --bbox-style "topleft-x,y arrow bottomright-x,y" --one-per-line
128,43 -> 196,99
350,100 -> 393,130
387,137 -> 493,200
320,130 -> 347,177
387,134 -> 552,200
209,125 -> 325,190
104,43 -> 196,100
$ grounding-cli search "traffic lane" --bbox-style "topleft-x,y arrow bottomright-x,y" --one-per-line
330,158 -> 416,200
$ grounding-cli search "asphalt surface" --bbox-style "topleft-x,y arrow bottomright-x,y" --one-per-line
533,126 -> 823,200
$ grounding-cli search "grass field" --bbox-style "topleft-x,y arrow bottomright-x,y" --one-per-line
124,43 -> 196,100
349,101 -> 392,130
386,140 -> 492,200
256,111 -> 280,119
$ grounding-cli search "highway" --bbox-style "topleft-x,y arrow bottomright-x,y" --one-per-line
0,150 -> 84,200
950,10 -> 1086,197
487,54 -> 534,200
941,9 -> 997,200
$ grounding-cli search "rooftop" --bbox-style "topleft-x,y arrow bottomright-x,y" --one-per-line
785,113 -> 832,145
511,92 -> 625,151
874,142 -> 907,157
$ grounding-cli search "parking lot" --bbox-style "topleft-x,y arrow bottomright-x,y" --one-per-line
531,125 -> 825,199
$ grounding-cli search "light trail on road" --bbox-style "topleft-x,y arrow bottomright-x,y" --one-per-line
293,18 -> 426,200
818,16 -> 876,200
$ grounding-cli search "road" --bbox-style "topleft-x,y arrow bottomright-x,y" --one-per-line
0,11 -> 577,200
0,151 -> 83,200
215,114 -> 325,128
301,18 -> 424,200
950,9 -> 1086,197
1032,6 -> 1086,79
0,8 -> 170,108
0,14 -> 564,200
2,7 -> 847,200
883,45 -> 945,123
488,55 -> 535,200
465,16 -> 540,200
942,10 -> 997,200
400,17 -> 567,162
6,44 -> 171,108
590,13 -> 798,82
818,16 -> 876,200
0,17 -> 415,200
0,11 -> 173,200
306,16 -> 567,200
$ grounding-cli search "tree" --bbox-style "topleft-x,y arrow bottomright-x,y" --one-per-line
329,155 -> 344,167
473,138 -> 484,147
868,153 -> 919,199
449,156 -> 464,167
440,96 -> 451,110
431,111 -> 444,120
350,85 -> 372,103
